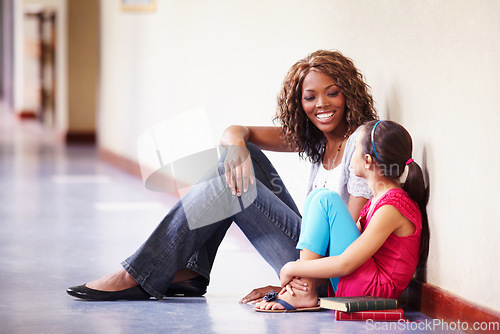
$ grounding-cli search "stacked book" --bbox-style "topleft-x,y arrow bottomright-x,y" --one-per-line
319,296 -> 405,321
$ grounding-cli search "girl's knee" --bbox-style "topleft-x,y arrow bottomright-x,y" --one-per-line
324,190 -> 343,203
306,187 -> 330,200
311,190 -> 343,210
316,189 -> 342,202
304,189 -> 344,218
304,188 -> 329,211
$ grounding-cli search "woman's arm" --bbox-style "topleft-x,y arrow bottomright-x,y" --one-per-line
347,195 -> 369,223
279,205 -> 407,285
220,125 -> 296,152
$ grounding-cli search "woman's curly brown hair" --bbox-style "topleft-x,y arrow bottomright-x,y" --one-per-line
275,50 -> 378,163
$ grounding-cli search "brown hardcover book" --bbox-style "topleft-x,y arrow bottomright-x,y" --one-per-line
320,296 -> 399,312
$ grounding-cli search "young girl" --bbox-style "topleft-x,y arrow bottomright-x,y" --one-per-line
255,120 -> 429,312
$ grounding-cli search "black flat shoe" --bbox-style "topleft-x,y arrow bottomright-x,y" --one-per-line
66,284 -> 152,301
165,276 -> 208,297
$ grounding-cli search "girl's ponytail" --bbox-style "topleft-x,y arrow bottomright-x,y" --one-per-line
403,161 -> 430,267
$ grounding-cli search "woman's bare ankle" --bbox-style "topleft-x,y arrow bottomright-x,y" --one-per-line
172,268 -> 199,283
86,269 -> 138,291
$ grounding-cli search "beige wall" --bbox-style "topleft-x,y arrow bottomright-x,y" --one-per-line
67,0 -> 98,134
98,0 -> 500,311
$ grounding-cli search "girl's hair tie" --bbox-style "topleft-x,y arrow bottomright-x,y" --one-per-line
400,159 -> 414,184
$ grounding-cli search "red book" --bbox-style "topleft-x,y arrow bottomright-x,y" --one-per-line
335,308 -> 406,321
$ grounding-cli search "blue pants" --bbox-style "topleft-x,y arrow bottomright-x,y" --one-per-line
296,188 -> 361,292
122,143 -> 302,299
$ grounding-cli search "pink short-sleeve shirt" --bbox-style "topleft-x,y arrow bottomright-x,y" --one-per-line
336,188 -> 422,299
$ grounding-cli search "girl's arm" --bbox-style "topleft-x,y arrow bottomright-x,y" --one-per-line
279,205 -> 409,286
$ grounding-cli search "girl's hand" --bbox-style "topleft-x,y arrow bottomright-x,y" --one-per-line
279,262 -> 296,287
279,277 -> 309,296
224,144 -> 254,196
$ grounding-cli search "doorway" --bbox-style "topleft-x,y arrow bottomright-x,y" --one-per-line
23,6 -> 56,126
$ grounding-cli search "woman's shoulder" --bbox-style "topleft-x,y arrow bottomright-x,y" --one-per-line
346,126 -> 363,143
343,126 -> 362,160
344,126 -> 364,156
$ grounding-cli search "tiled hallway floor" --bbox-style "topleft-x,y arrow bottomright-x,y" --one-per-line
0,105 -> 462,333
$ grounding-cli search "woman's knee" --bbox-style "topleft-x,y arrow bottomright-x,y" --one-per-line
246,142 -> 274,168
245,143 -> 278,187
218,142 -> 262,168
245,142 -> 260,155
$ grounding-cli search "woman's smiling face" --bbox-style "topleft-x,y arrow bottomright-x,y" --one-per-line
301,70 -> 346,135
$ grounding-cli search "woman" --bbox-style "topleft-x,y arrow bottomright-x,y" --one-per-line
254,120 -> 430,312
66,50 -> 377,302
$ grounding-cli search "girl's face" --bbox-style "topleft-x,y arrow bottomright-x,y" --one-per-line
352,128 -> 368,178
301,70 -> 346,135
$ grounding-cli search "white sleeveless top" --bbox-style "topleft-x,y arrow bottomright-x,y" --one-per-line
312,162 -> 344,191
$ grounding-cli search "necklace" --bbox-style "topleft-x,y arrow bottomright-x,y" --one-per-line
315,134 -> 347,188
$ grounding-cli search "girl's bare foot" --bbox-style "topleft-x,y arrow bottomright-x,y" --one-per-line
254,285 -> 319,311
86,269 -> 138,291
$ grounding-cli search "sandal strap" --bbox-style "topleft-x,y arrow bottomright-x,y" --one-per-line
274,298 -> 296,311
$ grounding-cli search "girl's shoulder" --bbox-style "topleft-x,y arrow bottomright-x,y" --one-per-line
360,188 -> 421,227
378,188 -> 417,206
376,189 -> 421,226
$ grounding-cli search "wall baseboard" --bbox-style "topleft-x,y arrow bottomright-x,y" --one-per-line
66,131 -> 96,144
17,110 -> 37,119
399,279 -> 500,333
98,147 -> 142,180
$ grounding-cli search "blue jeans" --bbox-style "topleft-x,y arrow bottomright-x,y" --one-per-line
122,143 -> 302,299
296,188 -> 361,292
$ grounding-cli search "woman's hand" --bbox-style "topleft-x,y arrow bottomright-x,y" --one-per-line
220,125 -> 292,196
239,285 -> 281,304
224,144 -> 254,196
